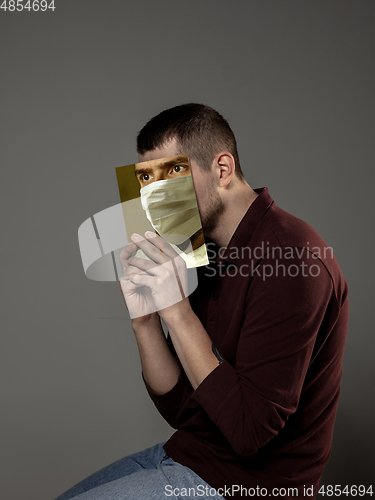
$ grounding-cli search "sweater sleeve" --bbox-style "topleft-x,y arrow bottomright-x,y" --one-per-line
192,249 -> 335,456
143,371 -> 190,429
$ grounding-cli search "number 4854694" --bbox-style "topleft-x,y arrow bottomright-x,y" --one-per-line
1,0 -> 56,11
318,485 -> 373,496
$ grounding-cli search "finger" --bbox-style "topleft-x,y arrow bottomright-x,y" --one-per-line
128,256 -> 159,274
119,276 -> 136,296
130,232 -> 181,264
122,265 -> 150,278
119,242 -> 138,269
130,233 -> 171,265
144,231 -> 181,259
128,263 -> 181,288
129,256 -> 185,288
128,273 -> 155,289
129,272 -> 184,301
119,273 -> 148,292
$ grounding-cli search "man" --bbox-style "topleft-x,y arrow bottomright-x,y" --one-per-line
56,104 -> 348,499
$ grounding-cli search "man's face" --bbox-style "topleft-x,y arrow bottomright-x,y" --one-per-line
137,139 -> 224,234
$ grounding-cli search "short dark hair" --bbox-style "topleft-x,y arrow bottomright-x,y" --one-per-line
136,103 -> 244,179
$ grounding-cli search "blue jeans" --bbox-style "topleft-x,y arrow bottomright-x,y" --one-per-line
55,442 -> 224,500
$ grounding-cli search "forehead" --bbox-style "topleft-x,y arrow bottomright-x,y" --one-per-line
137,138 -> 180,163
134,154 -> 189,174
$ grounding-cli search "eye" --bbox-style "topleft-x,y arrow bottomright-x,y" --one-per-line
172,165 -> 185,173
141,173 -> 151,182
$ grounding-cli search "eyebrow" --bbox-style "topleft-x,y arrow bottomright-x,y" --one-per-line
134,166 -> 154,177
134,155 -> 189,178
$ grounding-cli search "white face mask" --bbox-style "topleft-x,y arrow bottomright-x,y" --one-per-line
140,176 -> 202,245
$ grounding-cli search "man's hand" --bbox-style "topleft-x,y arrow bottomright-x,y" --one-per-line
119,231 -> 188,320
119,239 -> 157,321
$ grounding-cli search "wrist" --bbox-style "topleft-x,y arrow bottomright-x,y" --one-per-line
132,313 -> 160,332
159,297 -> 194,326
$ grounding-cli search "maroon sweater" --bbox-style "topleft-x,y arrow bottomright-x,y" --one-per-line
146,187 -> 349,499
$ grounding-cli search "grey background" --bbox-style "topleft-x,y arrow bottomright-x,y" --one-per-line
0,1 -> 373,499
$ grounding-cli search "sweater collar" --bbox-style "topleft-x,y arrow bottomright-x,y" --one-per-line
216,187 -> 274,264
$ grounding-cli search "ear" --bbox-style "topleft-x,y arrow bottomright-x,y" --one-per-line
214,152 -> 236,187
